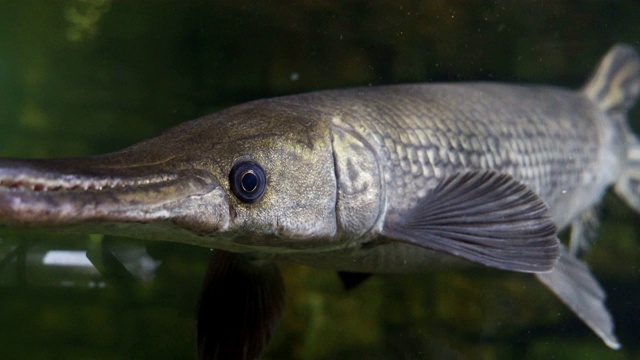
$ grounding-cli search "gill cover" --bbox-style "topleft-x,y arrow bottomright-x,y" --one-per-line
331,117 -> 382,239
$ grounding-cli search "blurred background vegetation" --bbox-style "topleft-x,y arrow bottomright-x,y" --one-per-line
0,1 -> 639,359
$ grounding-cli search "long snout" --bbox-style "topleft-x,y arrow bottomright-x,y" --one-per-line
0,156 -> 230,244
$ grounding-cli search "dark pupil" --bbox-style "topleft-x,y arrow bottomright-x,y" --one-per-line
230,161 -> 265,204
241,171 -> 258,193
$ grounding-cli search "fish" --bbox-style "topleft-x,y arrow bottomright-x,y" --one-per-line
0,43 -> 639,359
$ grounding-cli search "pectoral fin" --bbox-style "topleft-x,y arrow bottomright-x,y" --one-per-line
383,171 -> 559,273
197,250 -> 285,360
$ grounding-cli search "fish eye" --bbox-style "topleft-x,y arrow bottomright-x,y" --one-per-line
229,161 -> 266,203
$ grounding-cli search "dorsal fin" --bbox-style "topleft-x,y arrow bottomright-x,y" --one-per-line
582,44 -> 640,115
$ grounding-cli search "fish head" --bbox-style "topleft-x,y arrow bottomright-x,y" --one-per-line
194,99 -> 339,250
0,99 -> 338,252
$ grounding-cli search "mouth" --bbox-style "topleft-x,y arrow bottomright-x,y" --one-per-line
0,157 -> 230,240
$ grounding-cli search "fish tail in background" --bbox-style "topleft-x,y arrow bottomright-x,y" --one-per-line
582,43 -> 640,117
583,44 -> 640,210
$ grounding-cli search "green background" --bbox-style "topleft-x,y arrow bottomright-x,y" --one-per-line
0,1 -> 639,359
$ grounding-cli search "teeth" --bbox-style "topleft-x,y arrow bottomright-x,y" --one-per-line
0,174 -> 177,193
0,180 -> 116,192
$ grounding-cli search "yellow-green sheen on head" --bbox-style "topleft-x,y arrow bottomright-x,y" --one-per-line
197,100 -> 339,246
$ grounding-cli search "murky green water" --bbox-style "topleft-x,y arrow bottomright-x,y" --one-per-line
0,1 -> 639,359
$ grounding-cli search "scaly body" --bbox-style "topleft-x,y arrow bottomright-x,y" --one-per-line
263,83 -> 623,272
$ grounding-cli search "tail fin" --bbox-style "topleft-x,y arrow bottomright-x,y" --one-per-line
582,44 -> 640,116
587,44 -> 640,211
551,44 -> 640,349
